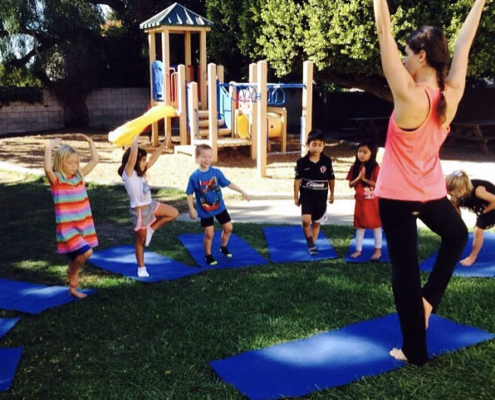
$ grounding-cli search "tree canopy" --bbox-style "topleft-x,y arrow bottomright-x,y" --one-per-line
1,0 -> 494,123
257,0 -> 495,100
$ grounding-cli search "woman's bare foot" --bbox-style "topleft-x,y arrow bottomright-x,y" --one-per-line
460,255 -> 476,267
69,288 -> 87,299
350,250 -> 362,258
370,249 -> 382,260
423,297 -> 433,329
390,348 -> 408,361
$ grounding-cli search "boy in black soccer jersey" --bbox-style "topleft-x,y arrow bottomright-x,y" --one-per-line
294,130 -> 335,255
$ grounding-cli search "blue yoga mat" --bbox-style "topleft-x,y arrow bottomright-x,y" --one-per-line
345,229 -> 390,263
0,279 -> 95,315
0,318 -> 20,341
263,226 -> 338,263
420,231 -> 495,277
210,314 -> 494,400
90,245 -> 201,282
178,232 -> 267,269
0,347 -> 23,392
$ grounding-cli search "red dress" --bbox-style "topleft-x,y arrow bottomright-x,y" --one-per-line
346,165 -> 382,229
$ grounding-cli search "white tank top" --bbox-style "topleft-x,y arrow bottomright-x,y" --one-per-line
122,170 -> 152,208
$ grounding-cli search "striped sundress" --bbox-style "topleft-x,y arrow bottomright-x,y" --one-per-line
50,172 -> 98,253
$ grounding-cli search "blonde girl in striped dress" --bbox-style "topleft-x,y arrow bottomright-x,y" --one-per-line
44,134 -> 99,298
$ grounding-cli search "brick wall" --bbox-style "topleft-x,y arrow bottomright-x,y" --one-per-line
86,88 -> 149,129
0,89 -> 64,135
0,88 -> 151,136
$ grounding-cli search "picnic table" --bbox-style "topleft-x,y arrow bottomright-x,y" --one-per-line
448,120 -> 495,155
348,117 -> 390,145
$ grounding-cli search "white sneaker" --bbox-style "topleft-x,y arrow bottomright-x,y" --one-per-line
145,226 -> 154,247
137,266 -> 150,278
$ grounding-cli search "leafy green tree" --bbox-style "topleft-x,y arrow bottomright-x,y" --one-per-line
206,0 -> 265,81
257,0 -> 495,101
0,0 -> 106,125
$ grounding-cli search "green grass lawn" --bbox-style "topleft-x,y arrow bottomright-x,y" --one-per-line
1,171 -> 494,400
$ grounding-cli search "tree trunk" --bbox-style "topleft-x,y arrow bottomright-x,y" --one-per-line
51,86 -> 90,127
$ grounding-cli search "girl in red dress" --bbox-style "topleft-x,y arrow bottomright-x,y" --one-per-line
347,139 -> 382,260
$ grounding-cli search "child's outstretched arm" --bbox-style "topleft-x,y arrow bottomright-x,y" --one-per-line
187,194 -> 197,220
475,186 -> 495,214
44,138 -> 62,185
146,140 -> 167,170
124,136 -> 140,177
447,0 -> 486,100
78,134 -> 99,176
228,182 -> 250,201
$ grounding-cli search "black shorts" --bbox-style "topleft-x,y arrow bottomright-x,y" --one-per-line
300,195 -> 327,223
200,209 -> 231,228
476,209 -> 495,230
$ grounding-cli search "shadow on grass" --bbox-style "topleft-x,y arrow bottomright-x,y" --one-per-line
1,177 -> 495,400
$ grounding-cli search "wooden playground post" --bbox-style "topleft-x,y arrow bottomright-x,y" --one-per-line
208,63 -> 218,162
257,61 -> 267,177
148,33 -> 160,146
184,32 -> 191,68
178,65 -> 187,145
301,61 -> 314,156
188,82 -> 199,143
249,63 -> 258,160
162,29 -> 173,147
229,81 -> 237,137
200,31 -> 207,110
217,65 -> 224,84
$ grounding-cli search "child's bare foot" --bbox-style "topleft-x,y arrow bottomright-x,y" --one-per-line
69,288 -> 87,299
460,255 -> 476,267
370,249 -> 382,260
423,297 -> 433,329
350,250 -> 362,258
390,348 -> 408,361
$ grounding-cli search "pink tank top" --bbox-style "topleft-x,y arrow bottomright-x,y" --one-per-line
375,83 -> 450,202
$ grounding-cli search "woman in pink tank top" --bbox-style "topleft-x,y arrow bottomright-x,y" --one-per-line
374,0 -> 486,366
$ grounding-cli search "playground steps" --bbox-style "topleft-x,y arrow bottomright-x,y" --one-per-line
199,119 -> 225,128
199,127 -> 232,137
175,137 -> 252,156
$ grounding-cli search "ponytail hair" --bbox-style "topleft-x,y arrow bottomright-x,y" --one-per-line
406,26 -> 449,123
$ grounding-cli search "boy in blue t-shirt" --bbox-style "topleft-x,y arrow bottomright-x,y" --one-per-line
186,144 -> 250,265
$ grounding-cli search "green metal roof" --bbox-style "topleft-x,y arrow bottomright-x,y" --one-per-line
139,3 -> 213,30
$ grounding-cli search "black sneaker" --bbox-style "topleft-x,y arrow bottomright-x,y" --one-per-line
205,254 -> 218,266
220,246 -> 232,258
308,245 -> 319,255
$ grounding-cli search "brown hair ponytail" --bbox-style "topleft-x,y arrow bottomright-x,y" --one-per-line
407,26 -> 450,124
436,64 -> 448,123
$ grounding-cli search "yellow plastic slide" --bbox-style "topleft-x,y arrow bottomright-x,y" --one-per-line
108,105 -> 178,147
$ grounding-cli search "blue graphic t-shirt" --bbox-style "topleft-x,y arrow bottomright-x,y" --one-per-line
186,167 -> 231,219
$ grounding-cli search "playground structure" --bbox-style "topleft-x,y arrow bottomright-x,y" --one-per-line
108,3 -> 313,177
